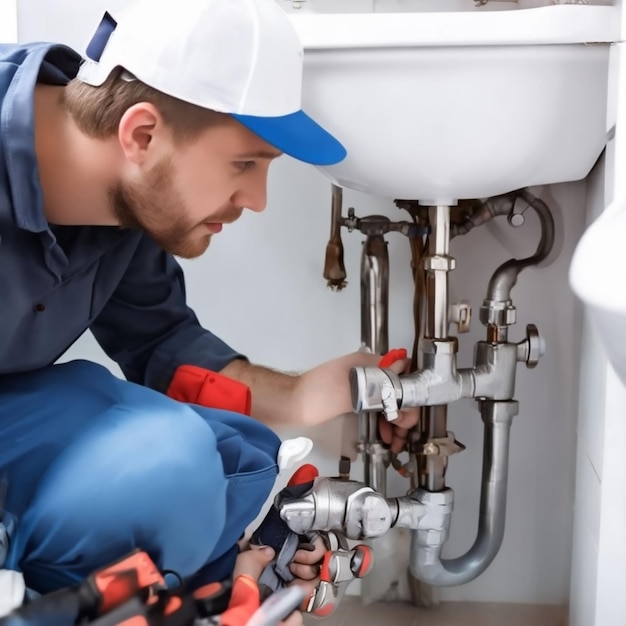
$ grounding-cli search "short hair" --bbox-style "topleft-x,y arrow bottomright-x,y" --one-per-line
63,67 -> 230,143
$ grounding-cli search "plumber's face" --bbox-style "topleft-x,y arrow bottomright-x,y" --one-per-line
113,116 -> 282,258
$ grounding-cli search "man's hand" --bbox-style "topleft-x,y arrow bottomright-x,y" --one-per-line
234,546 -> 314,626
295,351 -> 419,453
288,535 -> 326,582
221,350 -> 419,448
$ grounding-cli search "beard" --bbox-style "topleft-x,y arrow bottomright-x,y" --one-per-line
109,158 -> 240,259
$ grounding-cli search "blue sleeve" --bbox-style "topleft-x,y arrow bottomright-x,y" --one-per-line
90,234 -> 246,392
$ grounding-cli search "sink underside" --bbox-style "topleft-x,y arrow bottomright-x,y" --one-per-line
289,6 -> 616,202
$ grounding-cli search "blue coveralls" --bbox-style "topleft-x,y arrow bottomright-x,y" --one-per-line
0,42 -> 280,593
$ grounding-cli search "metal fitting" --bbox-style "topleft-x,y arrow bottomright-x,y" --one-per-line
380,378 -> 400,421
349,367 -> 402,414
350,344 -> 475,412
356,442 -> 389,462
388,497 -> 427,530
479,299 -> 517,327
515,324 -> 545,369
416,432 -> 465,458
421,338 -> 457,356
472,342 -> 518,400
449,301 -> 472,333
279,477 -> 394,540
423,255 -> 456,272
411,488 -> 454,546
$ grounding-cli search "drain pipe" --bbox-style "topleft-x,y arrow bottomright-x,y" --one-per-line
409,399 -> 518,586
409,190 -> 555,586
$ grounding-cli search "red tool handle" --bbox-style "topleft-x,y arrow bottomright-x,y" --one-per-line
378,348 -> 408,368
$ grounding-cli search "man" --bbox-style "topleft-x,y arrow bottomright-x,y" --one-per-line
0,0 -> 417,608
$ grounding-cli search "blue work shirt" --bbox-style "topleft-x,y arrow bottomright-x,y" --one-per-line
0,42 -> 244,391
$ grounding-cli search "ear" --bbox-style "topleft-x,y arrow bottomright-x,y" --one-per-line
118,102 -> 169,166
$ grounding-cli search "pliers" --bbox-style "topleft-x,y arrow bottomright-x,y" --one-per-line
251,465 -> 374,619
302,531 -> 373,618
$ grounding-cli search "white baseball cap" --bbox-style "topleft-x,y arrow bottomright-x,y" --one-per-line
77,0 -> 346,166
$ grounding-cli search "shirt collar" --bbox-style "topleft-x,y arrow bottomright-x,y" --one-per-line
1,43 -> 82,233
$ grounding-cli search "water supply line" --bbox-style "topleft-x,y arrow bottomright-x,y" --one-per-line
479,190 -> 555,343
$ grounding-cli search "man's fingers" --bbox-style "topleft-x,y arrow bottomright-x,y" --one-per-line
378,408 -> 420,454
394,408 -> 420,430
233,546 -> 275,580
289,562 -> 319,581
379,417 -> 410,453
390,426 -> 410,454
233,547 -> 314,626
290,535 -> 326,580
379,418 -> 392,446
378,409 -> 419,435
293,537 -> 326,565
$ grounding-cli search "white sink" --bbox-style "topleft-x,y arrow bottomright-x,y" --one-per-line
288,4 -> 618,203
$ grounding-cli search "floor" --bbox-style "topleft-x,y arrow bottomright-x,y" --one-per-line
304,597 -> 569,626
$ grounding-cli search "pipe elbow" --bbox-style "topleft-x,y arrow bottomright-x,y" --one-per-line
409,537 -> 502,587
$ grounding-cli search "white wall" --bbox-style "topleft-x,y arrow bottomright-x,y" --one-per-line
569,38 -> 626,626
17,0 -> 592,606
568,150 -> 609,626
592,41 -> 626,626
0,0 -> 17,42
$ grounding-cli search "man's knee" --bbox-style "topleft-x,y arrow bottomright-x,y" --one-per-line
14,403 -> 228,589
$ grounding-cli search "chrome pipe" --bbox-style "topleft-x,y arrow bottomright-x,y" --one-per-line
419,405 -> 448,492
360,234 -> 389,495
480,190 -> 555,342
361,235 -> 389,355
485,191 -> 555,305
419,205 -> 452,491
425,205 -> 451,340
410,400 -> 518,586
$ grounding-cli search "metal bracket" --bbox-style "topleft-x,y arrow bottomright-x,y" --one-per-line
414,432 -> 465,458
449,301 -> 472,334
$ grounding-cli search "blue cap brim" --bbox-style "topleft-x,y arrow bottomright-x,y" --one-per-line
232,110 -> 347,166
